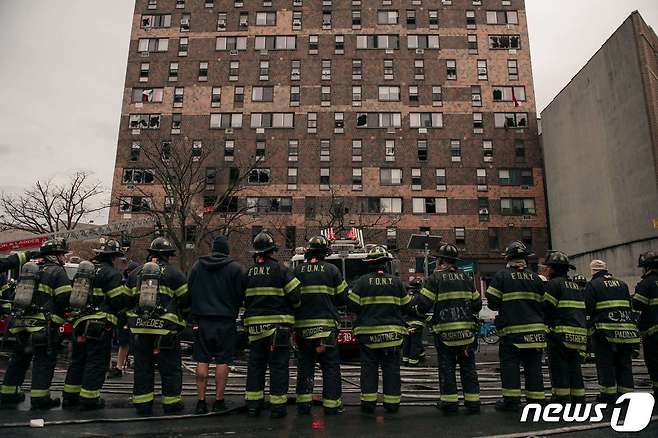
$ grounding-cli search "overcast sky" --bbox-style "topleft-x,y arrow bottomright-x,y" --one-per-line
0,0 -> 656,224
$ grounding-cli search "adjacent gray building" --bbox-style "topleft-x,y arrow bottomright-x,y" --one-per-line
541,11 -> 658,285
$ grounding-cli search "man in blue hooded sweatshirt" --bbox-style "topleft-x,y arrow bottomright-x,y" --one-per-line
188,235 -> 246,414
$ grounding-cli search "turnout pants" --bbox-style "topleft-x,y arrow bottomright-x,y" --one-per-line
1,330 -> 58,404
63,324 -> 113,405
295,336 -> 342,410
402,327 -> 425,365
435,339 -> 480,407
132,333 -> 182,408
245,334 -> 290,413
499,338 -> 545,404
359,344 -> 401,409
644,334 -> 658,395
593,334 -> 634,401
547,336 -> 585,402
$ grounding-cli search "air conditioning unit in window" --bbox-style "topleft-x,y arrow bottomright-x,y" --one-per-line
230,50 -> 238,56
479,208 -> 489,215
127,184 -> 136,190
523,215 -> 532,220
415,49 -> 424,54
521,185 -> 529,190
140,52 -> 150,57
385,49 -> 394,54
386,128 -> 396,134
225,128 -> 233,134
260,50 -> 268,55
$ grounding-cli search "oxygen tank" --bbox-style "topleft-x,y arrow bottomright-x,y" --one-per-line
138,262 -> 161,311
69,260 -> 96,310
13,262 -> 40,309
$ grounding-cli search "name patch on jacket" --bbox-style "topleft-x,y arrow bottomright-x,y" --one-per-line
247,324 -> 275,336
511,272 -> 535,281
563,333 -> 587,344
300,265 -> 325,273
365,332 -> 402,344
440,272 -> 467,281
368,277 -> 393,286
248,266 -> 272,276
522,333 -> 545,343
135,318 -> 165,329
440,330 -> 473,342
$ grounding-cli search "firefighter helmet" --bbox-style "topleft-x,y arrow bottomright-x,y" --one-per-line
638,251 -> 658,268
40,239 -> 68,256
307,235 -> 330,254
502,241 -> 534,260
138,261 -> 161,311
250,231 -> 278,254
148,237 -> 176,256
572,274 -> 587,287
436,244 -> 462,262
13,262 -> 40,309
365,246 -> 392,264
69,260 -> 96,310
94,239 -> 124,256
545,251 -> 576,270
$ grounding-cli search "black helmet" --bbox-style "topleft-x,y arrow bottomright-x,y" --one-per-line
94,239 -> 125,256
251,231 -> 278,254
148,237 -> 176,256
365,246 -> 392,264
638,251 -> 658,268
40,238 -> 68,256
437,244 -> 462,262
545,251 -> 576,270
307,235 -> 330,254
503,240 -> 534,260
573,274 -> 587,286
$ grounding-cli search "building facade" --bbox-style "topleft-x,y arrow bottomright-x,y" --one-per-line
110,0 -> 548,287
541,12 -> 658,285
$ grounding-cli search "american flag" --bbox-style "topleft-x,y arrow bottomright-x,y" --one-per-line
321,227 -> 337,241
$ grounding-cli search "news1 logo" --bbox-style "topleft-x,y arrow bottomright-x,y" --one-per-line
521,393 -> 655,432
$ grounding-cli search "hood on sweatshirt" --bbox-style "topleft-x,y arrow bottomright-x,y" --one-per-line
198,253 -> 235,271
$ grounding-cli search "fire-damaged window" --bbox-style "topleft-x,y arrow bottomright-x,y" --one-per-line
247,197 -> 293,213
494,113 -> 528,128
129,114 -> 161,129
132,88 -> 164,103
488,34 -> 521,50
119,196 -> 152,213
248,168 -> 271,184
122,169 -> 154,185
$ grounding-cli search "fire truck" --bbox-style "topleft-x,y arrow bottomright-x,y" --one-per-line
290,239 -> 398,353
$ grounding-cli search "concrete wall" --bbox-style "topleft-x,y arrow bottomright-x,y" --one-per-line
541,15 -> 658,259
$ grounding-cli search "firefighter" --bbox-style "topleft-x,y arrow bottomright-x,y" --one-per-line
348,246 -> 410,414
0,239 -> 72,409
542,251 -> 587,404
633,251 -> 658,397
585,259 -> 640,402
293,235 -> 347,415
413,244 -> 482,415
126,237 -> 190,416
486,241 -> 547,412
62,240 -> 128,410
402,278 -> 426,367
243,231 -> 301,419
0,250 -> 39,315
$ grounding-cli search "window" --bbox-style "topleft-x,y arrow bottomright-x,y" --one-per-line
321,86 -> 331,105
122,168 -> 154,184
224,139 -> 234,161
119,196 -> 152,213
515,139 -> 526,161
175,0 -> 185,8
178,37 -> 188,56
239,12 -> 249,28
137,38 -> 169,53
508,60 -> 519,80
141,14 -> 171,28
248,168 -> 271,184
450,140 -> 461,162
352,168 -> 363,191
259,61 -> 269,80
499,169 -> 533,186
250,113 -> 295,128
215,196 -> 239,213
334,113 -> 344,133
356,34 -> 399,50
217,12 -> 227,30
468,34 -> 478,53
216,36 -> 247,51
378,10 -> 399,25
305,197 -> 316,219
380,168 -> 402,185
309,35 -> 319,53
320,139 -> 331,161
352,139 -> 362,161
292,11 -> 302,30
160,141 -> 171,160
291,60 -> 301,81
211,87 -> 221,107
409,86 -> 419,104
205,167 -> 217,186
129,114 -> 161,129
129,142 -> 140,161
477,168 -> 487,190
407,35 -> 440,49
171,113 -> 182,132
522,228 -> 533,249
466,10 -> 476,28
290,86 -> 300,106
446,60 -> 457,80
198,61 -> 208,81
180,13 -> 190,31
320,168 -> 330,190
501,198 -> 536,215
173,87 -> 184,107
356,113 -> 402,128
477,60 -> 488,80
432,86 -> 442,106
287,168 -> 298,190
379,86 -> 400,101
255,140 -> 266,159
255,36 -> 297,50
411,168 -> 421,190
494,113 -> 528,128
234,86 -> 244,104
256,11 -> 276,25
417,139 -> 428,161
478,197 -> 490,221
307,112 -> 317,133
352,10 -> 361,28
410,113 -> 443,128
247,197 -> 293,213
352,59 -> 362,80
285,227 -> 296,249
352,86 -> 362,105
455,227 -> 466,245
191,140 -> 203,161
365,197 -> 402,214
429,10 -> 439,28
493,86 -> 526,102
322,11 -> 332,29
229,61 -> 239,80
385,139 -> 395,161
132,88 -> 164,103
387,228 -> 397,250
473,112 -> 483,133
322,60 -> 331,80
384,59 -> 395,80
436,168 -> 446,190
406,10 -> 416,27
489,228 -> 500,250
210,113 -> 243,128
486,10 -> 519,25
148,0 -> 157,9
472,86 -> 482,107
252,86 -> 273,102
335,35 -> 344,54
139,62 -> 150,82
412,198 -> 447,214
489,35 -> 521,50
288,139 -> 299,162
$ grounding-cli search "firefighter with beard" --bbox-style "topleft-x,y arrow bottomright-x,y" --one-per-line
413,244 -> 482,415
293,235 -> 347,415
585,259 -> 640,402
486,241 -> 547,412
243,231 -> 301,419
62,240 -> 129,410
542,251 -> 587,404
126,237 -> 190,416
633,251 -> 658,397
402,278 -> 426,367
0,239 -> 72,409
348,246 -> 410,414
0,250 -> 39,316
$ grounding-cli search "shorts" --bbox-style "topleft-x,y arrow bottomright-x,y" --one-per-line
193,317 -> 237,365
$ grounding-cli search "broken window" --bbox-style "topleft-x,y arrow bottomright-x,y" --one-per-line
248,168 -> 271,184
488,35 -> 521,50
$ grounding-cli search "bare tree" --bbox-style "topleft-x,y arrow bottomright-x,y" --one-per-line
116,134 -> 270,271
0,171 -> 106,234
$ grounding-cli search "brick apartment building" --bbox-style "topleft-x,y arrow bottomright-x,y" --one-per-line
110,0 -> 548,288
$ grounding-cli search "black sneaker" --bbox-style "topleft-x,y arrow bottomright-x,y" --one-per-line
163,401 -> 185,414
212,399 -> 227,412
270,408 -> 287,419
80,398 -> 105,411
30,397 -> 61,410
495,399 -> 520,413
195,400 -> 208,415
297,403 -> 311,415
107,367 -> 123,379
